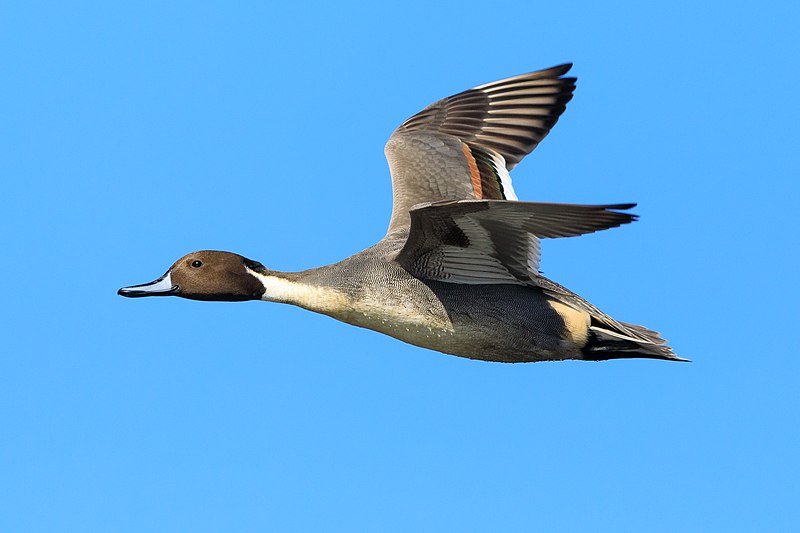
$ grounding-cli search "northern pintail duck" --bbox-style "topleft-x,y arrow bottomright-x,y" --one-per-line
120,64 -> 682,362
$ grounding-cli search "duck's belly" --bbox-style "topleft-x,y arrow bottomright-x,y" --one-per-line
339,279 -> 588,363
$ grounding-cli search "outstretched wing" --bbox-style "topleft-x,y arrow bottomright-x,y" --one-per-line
395,201 -> 636,285
384,64 -> 576,234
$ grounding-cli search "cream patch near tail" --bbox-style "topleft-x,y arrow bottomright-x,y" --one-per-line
547,299 -> 590,347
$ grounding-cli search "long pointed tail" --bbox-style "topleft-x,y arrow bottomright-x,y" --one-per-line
537,276 -> 686,362
583,318 -> 688,362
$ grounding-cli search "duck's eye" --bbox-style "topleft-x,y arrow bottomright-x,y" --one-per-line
191,260 -> 203,268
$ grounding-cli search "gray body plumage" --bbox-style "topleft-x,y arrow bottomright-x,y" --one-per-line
264,231 -> 677,362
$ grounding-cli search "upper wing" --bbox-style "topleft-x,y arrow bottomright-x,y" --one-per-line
395,200 -> 636,285
384,64 -> 576,234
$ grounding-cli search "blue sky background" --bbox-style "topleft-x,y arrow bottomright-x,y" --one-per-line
2,1 -> 798,531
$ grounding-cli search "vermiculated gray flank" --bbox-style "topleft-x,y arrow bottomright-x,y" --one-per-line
119,64 -> 684,363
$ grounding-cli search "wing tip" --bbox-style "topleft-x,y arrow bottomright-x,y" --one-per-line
474,63 -> 577,91
607,202 -> 637,210
552,62 -> 574,75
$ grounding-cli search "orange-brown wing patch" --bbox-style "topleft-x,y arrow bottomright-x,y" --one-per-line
474,151 -> 504,199
462,144 -> 508,200
462,142 -> 483,199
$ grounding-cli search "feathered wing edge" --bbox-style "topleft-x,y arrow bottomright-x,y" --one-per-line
396,200 -> 638,284
396,64 -> 577,169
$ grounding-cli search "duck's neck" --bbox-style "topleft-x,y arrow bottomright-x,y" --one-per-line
247,267 -> 351,317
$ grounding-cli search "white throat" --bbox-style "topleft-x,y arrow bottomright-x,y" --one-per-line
247,268 -> 350,316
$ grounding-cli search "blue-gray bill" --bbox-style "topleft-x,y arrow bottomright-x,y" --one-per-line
118,272 -> 179,297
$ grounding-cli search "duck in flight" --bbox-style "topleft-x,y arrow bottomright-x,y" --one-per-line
119,64 -> 683,363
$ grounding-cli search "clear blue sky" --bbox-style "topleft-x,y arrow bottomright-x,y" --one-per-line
2,1 -> 798,531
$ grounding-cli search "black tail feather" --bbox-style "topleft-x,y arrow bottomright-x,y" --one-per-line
582,318 -> 687,362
